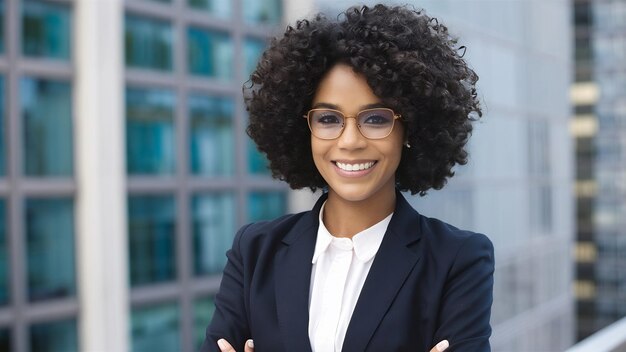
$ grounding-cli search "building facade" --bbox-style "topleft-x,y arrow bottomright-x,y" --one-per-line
0,0 -> 286,351
589,0 -> 626,338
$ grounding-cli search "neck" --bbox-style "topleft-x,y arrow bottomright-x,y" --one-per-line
322,186 -> 396,238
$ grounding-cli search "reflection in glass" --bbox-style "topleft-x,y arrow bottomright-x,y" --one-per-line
187,27 -> 233,79
189,94 -> 234,176
247,138 -> 269,175
131,303 -> 180,352
194,296 -> 216,349
243,38 -> 266,78
128,195 -> 176,286
0,200 -> 7,306
22,77 -> 73,176
125,14 -> 172,71
30,319 -> 77,352
22,0 -> 71,60
0,76 -> 4,176
243,0 -> 282,25
26,198 -> 75,302
126,87 -> 176,175
248,191 -> 286,222
188,0 -> 231,19
192,193 -> 235,275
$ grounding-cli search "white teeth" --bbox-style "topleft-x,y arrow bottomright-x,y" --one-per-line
336,161 -> 375,171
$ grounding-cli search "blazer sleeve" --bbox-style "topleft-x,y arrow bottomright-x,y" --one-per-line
433,233 -> 495,352
199,224 -> 252,352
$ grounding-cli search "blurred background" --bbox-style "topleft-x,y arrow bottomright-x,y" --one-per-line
0,0 -> 623,351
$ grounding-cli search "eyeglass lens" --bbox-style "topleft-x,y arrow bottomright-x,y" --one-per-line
308,109 -> 395,139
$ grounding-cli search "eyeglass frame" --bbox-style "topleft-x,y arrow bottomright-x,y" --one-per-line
303,107 -> 402,140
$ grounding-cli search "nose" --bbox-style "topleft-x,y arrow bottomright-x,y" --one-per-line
336,117 -> 367,150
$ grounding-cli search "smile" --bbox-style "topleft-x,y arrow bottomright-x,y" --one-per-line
334,161 -> 376,172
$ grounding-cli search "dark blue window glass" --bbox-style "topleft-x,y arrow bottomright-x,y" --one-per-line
126,87 -> 176,175
243,38 -> 266,78
22,0 -> 71,60
0,328 -> 9,351
128,195 -> 176,286
0,200 -> 7,306
243,0 -> 282,25
131,303 -> 180,352
25,198 -> 75,302
0,76 -> 4,176
187,27 -> 233,79
192,193 -> 235,275
189,94 -> 234,176
29,319 -> 77,352
188,0 -> 231,18
247,139 -> 270,175
21,77 -> 73,176
248,191 -> 286,222
194,296 -> 216,350
125,15 -> 172,71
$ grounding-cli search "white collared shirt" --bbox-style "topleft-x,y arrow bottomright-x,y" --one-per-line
308,202 -> 392,352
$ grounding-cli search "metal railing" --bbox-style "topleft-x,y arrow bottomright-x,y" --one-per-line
566,316 -> 626,352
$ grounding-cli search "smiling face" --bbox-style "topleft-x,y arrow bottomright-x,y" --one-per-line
310,63 -> 404,205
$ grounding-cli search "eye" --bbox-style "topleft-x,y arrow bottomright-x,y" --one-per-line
313,112 -> 343,125
360,110 -> 393,125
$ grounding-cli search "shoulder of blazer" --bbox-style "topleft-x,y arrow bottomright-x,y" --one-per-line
417,213 -> 494,263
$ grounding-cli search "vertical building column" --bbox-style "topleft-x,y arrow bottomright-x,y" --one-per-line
75,0 -> 128,351
284,0 -> 320,213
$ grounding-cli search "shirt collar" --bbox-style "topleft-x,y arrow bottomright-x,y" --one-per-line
312,201 -> 393,264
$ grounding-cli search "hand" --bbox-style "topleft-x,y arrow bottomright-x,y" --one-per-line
430,340 -> 449,352
217,338 -> 254,352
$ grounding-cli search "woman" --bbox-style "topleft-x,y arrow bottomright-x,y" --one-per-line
201,4 -> 494,352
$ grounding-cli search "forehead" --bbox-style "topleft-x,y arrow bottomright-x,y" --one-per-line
312,64 -> 382,112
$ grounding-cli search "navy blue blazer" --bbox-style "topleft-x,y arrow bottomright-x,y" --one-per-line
201,191 -> 494,352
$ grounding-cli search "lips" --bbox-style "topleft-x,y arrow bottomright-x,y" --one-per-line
333,161 -> 377,172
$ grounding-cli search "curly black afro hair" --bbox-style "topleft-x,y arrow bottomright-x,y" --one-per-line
245,4 -> 481,196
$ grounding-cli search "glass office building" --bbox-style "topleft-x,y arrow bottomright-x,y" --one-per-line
590,0 -> 626,338
0,0 -> 286,350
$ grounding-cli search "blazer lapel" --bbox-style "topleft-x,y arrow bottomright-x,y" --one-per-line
274,194 -> 326,352
342,192 -> 422,351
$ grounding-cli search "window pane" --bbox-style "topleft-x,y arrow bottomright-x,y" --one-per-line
0,200 -> 7,306
248,191 -> 286,222
29,319 -> 77,352
22,0 -> 71,60
247,139 -> 270,174
131,303 -> 180,352
243,38 -> 266,79
125,14 -> 172,71
189,94 -> 234,176
243,0 -> 282,25
126,87 -> 176,175
22,77 -> 73,176
0,328 -> 9,351
192,193 -> 235,275
188,0 -> 231,19
194,296 -> 216,350
187,27 -> 233,79
25,198 -> 75,302
128,195 -> 176,286
0,76 -> 4,176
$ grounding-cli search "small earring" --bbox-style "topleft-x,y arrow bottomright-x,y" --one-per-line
404,141 -> 411,148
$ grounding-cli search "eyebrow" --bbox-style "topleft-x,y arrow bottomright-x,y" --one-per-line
311,102 -> 387,110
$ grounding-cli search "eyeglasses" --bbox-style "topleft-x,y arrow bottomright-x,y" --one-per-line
303,108 -> 401,140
